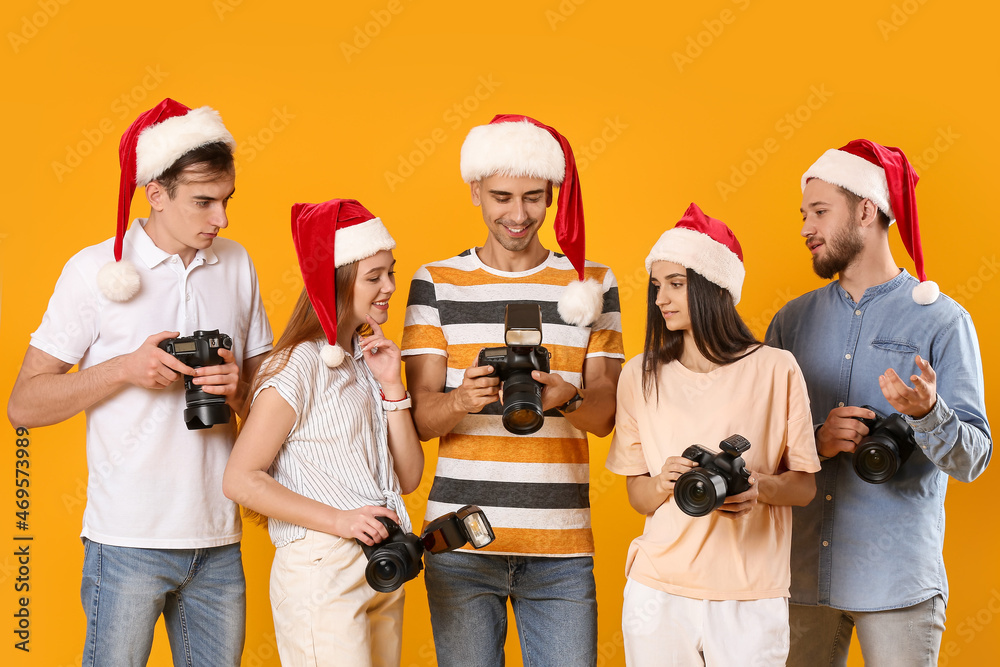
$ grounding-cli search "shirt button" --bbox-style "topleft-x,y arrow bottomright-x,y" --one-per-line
845,354 -> 852,360
822,540 -> 830,547
186,293 -> 191,301
825,494 -> 833,501
838,402 -> 845,407
855,310 -> 862,316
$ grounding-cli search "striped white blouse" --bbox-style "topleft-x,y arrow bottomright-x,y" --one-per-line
256,337 -> 410,547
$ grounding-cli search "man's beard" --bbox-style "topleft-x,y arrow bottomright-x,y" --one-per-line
812,214 -> 864,280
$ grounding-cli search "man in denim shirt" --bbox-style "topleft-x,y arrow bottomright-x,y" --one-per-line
767,139 -> 991,666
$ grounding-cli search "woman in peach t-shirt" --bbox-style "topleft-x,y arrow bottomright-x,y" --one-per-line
606,204 -> 821,667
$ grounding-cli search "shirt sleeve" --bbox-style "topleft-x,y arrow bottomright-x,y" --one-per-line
586,266 -> 625,361
29,256 -> 100,365
255,345 -> 315,432
606,360 -> 649,476
905,309 -> 991,482
781,354 -> 823,474
401,265 -> 447,357
242,254 -> 274,360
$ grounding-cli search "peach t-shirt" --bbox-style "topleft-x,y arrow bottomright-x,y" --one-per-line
606,346 -> 821,600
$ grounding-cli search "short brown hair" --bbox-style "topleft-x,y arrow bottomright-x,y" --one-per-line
154,141 -> 235,198
836,185 -> 890,226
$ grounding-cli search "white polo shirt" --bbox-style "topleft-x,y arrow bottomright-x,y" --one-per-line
30,219 -> 273,549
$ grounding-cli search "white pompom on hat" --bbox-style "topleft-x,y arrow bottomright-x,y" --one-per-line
802,139 -> 939,305
645,203 -> 746,305
460,114 -> 604,327
98,98 -> 235,302
291,199 -> 396,368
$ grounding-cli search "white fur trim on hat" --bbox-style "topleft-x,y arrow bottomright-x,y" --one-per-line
645,227 -> 745,305
802,149 -> 895,223
97,259 -> 141,302
334,217 -> 396,268
558,278 -> 604,327
460,120 -> 565,184
135,107 -> 236,185
912,280 -> 940,305
321,343 -> 346,367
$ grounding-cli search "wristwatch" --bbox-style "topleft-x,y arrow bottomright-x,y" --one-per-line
381,390 -> 412,412
557,392 -> 583,414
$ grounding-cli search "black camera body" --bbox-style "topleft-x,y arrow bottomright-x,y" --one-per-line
674,435 -> 753,517
852,405 -> 917,484
477,304 -> 552,435
358,516 -> 426,593
158,329 -> 234,430
357,505 -> 496,592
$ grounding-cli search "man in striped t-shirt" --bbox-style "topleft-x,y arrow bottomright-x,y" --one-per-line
402,115 -> 624,666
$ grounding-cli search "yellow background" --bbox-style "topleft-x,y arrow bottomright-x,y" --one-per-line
2,1 -> 997,665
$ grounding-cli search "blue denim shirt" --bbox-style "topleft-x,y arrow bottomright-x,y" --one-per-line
766,270 -> 991,612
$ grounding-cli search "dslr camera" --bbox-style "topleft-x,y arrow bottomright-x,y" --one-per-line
358,505 -> 495,592
158,329 -> 234,430
852,405 -> 917,484
674,434 -> 753,517
477,304 -> 552,435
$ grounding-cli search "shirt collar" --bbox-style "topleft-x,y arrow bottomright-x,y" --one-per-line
125,219 -> 220,269
838,268 -> 912,305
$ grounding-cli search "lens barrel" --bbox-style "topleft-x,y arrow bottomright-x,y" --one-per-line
364,549 -> 412,593
501,372 -> 544,435
674,469 -> 729,517
853,437 -> 901,484
183,387 -> 231,430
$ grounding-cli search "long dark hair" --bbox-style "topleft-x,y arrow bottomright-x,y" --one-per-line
641,269 -> 760,399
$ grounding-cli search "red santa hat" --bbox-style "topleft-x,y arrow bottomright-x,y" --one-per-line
97,98 -> 235,302
291,199 -> 397,368
645,203 -> 746,304
460,114 -> 603,327
801,139 -> 939,305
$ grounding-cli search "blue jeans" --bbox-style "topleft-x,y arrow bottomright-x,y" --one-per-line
81,538 -> 246,667
787,597 -> 946,667
424,551 -> 597,667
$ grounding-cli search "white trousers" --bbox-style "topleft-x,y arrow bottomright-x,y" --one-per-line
622,578 -> 789,667
270,529 -> 405,667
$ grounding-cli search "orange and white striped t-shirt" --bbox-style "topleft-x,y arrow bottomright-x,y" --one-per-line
402,248 -> 625,557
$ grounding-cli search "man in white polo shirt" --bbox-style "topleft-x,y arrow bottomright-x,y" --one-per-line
7,99 -> 272,666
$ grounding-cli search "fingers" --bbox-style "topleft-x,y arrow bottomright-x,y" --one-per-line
365,315 -> 385,339
160,352 -> 198,377
465,362 -> 498,379
147,330 -> 181,346
828,405 -> 876,421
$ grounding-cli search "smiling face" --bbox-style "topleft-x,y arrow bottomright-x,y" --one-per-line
144,165 -> 235,265
650,260 -> 691,333
800,178 -> 865,280
350,249 -> 396,331
471,173 -> 552,255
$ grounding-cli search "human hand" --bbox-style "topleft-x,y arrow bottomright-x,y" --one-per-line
715,472 -> 759,519
360,316 -> 404,390
880,355 -> 937,419
655,456 -> 698,500
530,370 -> 579,412
332,505 -> 401,546
816,405 -> 877,458
451,355 -> 500,414
192,348 -> 241,408
120,331 -> 197,389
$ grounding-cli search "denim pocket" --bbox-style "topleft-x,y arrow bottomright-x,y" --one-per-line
870,338 -> 919,354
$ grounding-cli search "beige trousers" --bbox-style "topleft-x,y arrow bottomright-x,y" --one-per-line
270,529 -> 404,667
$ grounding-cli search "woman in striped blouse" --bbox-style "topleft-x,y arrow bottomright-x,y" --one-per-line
224,199 -> 423,667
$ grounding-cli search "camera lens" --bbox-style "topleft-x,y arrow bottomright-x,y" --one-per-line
183,388 -> 232,430
501,372 -> 544,435
853,438 -> 900,484
674,469 -> 728,517
364,552 -> 408,593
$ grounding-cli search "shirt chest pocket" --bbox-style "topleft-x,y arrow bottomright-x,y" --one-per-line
868,337 -> 920,376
